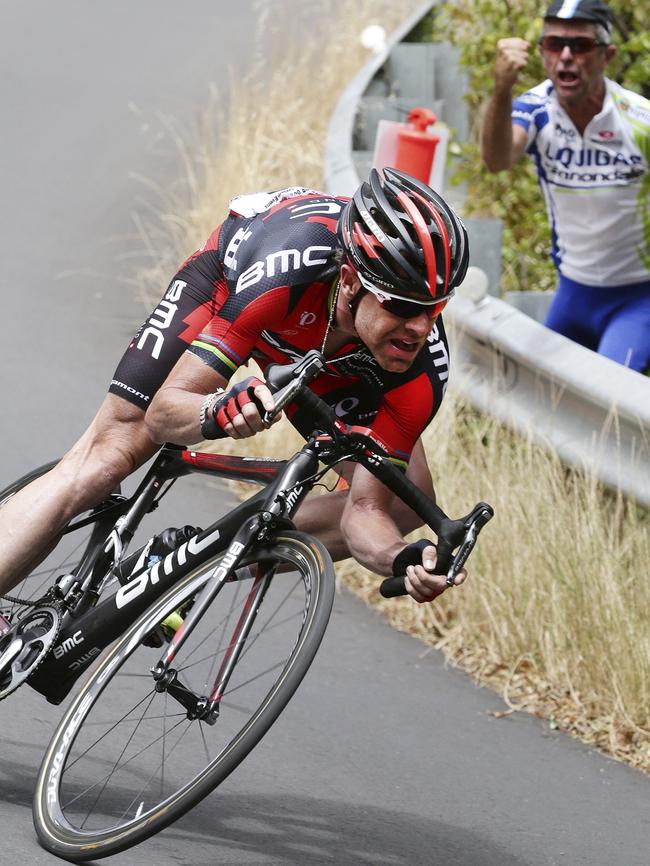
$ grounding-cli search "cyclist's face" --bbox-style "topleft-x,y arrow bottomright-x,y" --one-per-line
340,266 -> 435,373
540,21 -> 615,108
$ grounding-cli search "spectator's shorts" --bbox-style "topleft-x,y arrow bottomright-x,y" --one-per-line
545,274 -> 650,373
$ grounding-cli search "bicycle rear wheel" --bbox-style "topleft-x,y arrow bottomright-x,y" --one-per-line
0,461 -> 122,617
33,530 -> 335,861
0,462 -> 64,619
0,462 -> 124,698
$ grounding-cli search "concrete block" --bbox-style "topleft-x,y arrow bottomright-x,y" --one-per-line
504,290 -> 554,323
386,43 -> 437,104
462,217 -> 502,296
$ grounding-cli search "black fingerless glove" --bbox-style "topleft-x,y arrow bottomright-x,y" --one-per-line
391,539 -> 436,577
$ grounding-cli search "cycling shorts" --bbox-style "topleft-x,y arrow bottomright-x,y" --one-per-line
545,275 -> 650,373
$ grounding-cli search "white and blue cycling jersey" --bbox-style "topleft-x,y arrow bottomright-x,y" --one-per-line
512,77 -> 650,287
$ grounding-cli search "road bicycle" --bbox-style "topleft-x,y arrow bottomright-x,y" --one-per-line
0,350 -> 493,861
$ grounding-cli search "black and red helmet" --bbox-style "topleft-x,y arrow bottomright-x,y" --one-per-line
338,167 -> 469,303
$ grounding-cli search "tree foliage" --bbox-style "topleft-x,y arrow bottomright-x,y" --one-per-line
427,0 -> 650,293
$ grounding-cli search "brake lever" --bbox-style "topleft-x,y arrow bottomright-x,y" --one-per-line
262,379 -> 302,427
262,351 -> 326,427
444,502 -> 494,586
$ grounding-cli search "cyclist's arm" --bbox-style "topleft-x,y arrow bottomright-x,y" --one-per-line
144,353 -> 274,444
481,96 -> 529,172
145,354 -> 228,444
341,459 -> 466,603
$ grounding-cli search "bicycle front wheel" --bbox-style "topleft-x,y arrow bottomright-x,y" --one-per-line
33,530 -> 335,861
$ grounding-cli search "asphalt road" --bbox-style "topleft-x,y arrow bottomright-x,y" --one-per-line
1,3 -> 649,865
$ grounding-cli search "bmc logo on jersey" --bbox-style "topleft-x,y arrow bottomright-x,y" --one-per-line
135,279 -> 187,360
235,246 -> 332,294
428,324 -> 449,384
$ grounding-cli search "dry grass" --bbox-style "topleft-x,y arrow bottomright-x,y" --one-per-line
133,0 -> 419,307
131,0 -> 650,773
338,388 -> 650,773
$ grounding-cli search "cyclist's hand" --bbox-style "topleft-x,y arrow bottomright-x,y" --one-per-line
212,377 -> 279,439
494,37 -> 530,91
402,543 -> 468,604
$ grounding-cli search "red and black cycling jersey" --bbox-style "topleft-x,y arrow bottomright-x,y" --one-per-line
110,187 -> 451,469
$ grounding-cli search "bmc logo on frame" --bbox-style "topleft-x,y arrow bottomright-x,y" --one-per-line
53,630 -> 84,659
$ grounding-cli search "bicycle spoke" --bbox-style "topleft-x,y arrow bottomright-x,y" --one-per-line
76,690 -> 159,828
113,718 -> 197,826
218,658 -> 287,702
64,715 -> 188,816
64,689 -> 160,772
37,533 -> 334,855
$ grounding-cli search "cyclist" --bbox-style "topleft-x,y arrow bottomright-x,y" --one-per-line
481,0 -> 650,373
0,168 -> 469,609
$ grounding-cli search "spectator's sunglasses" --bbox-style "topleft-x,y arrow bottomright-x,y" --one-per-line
538,35 -> 606,55
356,271 -> 450,320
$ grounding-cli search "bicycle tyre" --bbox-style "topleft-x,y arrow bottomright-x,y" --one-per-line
33,530 -> 335,861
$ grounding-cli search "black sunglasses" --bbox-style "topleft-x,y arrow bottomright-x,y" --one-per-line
359,277 -> 448,320
539,35 -> 605,55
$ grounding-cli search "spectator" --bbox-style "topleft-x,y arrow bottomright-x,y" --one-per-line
481,0 -> 650,373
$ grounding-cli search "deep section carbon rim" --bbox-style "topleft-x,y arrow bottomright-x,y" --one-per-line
34,532 -> 334,860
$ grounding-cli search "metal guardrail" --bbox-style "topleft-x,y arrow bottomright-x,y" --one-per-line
324,1 -> 439,198
447,294 -> 650,505
323,2 -> 650,507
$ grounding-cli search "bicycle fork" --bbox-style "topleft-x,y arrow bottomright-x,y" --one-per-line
150,515 -> 274,725
150,446 -> 319,724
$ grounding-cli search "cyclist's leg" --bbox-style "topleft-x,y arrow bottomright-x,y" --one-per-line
294,486 -> 350,560
0,394 -> 158,595
0,271 -> 217,596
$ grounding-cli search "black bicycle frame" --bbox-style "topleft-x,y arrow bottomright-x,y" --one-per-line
25,380 -> 493,706
27,443 -> 307,705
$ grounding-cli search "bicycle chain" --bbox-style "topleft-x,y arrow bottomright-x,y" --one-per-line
1,592 -> 49,607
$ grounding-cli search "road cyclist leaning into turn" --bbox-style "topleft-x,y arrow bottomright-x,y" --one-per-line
0,167 -> 470,614
481,0 -> 650,373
